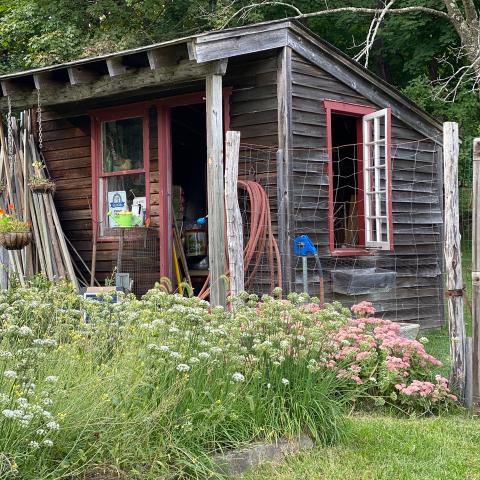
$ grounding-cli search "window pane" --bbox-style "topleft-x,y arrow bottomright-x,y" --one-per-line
104,173 -> 146,227
102,117 -> 144,172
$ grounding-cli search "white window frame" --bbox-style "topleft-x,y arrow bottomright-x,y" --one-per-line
362,108 -> 392,250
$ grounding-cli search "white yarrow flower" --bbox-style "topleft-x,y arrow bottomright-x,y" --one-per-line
176,363 -> 190,372
4,370 -> 17,379
43,439 -> 53,447
45,376 -> 59,383
19,325 -> 33,336
232,372 -> 245,383
281,378 -> 290,386
46,421 -> 60,430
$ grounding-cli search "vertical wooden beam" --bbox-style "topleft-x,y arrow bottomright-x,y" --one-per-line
277,46 -> 293,294
206,73 -> 226,306
225,131 -> 244,296
443,122 -> 466,399
472,138 -> 480,409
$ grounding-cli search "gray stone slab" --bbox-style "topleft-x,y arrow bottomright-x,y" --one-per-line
398,322 -> 420,340
211,434 -> 314,477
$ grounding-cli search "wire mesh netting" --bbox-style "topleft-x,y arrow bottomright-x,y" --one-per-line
111,227 -> 159,296
459,155 -> 473,332
238,135 -> 446,329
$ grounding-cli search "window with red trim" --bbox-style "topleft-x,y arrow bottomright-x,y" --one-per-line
325,100 -> 393,255
90,104 -> 150,239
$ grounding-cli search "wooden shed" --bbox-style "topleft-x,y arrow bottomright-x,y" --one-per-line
0,19 -> 445,328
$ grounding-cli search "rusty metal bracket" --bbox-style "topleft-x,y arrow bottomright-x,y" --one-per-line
446,288 -> 464,297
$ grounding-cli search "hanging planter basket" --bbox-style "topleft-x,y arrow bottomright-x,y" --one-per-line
0,231 -> 32,250
28,178 -> 56,194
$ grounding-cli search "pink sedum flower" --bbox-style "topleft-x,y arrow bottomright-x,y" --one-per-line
351,301 -> 376,317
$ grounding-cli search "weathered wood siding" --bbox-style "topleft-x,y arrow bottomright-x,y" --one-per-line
289,51 -> 444,328
227,52 -> 280,294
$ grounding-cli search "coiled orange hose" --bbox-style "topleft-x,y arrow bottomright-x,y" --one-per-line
198,180 -> 282,300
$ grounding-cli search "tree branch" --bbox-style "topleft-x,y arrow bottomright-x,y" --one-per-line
221,2 -> 451,29
442,0 -> 467,36
460,0 -> 478,24
354,0 -> 396,68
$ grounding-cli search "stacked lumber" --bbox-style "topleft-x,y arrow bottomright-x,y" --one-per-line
0,111 -> 78,289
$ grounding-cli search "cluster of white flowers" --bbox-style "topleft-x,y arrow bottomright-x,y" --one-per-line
232,372 -> 245,383
176,364 -> 190,373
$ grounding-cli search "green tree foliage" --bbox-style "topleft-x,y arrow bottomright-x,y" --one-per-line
0,0 -> 478,176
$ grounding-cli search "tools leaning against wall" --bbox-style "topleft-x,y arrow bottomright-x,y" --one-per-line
0,108 -> 78,289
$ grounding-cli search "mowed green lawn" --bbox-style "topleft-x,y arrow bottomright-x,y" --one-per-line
244,415 -> 480,480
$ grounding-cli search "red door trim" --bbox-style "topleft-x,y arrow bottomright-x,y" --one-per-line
324,99 -> 376,256
156,88 -> 232,279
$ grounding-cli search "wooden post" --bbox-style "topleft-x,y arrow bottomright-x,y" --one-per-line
472,138 -> 480,409
225,131 -> 244,296
206,73 -> 226,307
443,122 -> 466,398
277,47 -> 293,293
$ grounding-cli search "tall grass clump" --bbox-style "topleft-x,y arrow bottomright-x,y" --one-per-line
0,280 -> 353,479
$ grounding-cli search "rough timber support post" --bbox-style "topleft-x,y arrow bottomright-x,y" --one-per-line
206,73 -> 226,307
277,46 -> 293,294
225,131 -> 244,297
472,138 -> 480,409
443,122 -> 466,399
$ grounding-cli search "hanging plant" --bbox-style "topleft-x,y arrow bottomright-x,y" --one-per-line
28,176 -> 56,194
0,205 -> 32,250
28,160 -> 55,193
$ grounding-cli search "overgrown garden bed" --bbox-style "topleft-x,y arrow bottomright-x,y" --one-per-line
0,279 -> 457,479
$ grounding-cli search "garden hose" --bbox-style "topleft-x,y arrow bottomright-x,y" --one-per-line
198,180 -> 282,300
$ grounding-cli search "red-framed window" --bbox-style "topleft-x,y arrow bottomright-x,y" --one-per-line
90,103 -> 150,240
324,99 -> 393,256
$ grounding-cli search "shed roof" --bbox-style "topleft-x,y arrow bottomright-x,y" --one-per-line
0,19 -> 442,139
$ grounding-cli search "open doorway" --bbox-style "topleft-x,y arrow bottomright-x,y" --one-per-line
331,113 -> 363,249
170,103 -> 208,291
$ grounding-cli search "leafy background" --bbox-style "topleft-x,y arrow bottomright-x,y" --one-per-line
0,0 -> 479,179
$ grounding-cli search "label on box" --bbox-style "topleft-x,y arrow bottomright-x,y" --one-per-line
108,191 -> 127,227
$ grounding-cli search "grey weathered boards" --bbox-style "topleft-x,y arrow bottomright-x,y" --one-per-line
0,19 -> 444,327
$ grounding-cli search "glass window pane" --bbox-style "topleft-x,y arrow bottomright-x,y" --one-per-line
102,117 -> 144,172
104,173 -> 146,227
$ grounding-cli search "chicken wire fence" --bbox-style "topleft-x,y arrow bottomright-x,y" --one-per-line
459,156 -> 473,331
238,137 -> 447,329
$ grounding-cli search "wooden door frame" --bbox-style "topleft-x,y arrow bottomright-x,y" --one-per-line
156,88 -> 232,279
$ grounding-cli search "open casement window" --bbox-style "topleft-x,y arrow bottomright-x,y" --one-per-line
362,108 -> 393,250
91,104 -> 150,239
325,100 -> 393,255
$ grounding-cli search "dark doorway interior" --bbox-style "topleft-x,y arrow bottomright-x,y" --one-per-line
171,103 -> 207,222
170,103 -> 208,291
331,113 -> 362,249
